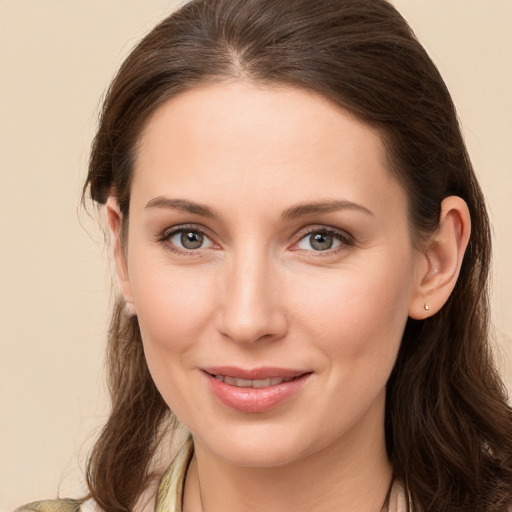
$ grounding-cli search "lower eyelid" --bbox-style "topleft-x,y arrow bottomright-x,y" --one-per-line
295,229 -> 352,247
158,226 -> 222,254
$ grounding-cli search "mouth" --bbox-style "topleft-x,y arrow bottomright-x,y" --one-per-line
202,367 -> 312,413
209,373 -> 303,389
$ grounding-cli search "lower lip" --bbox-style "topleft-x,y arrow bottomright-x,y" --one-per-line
204,372 -> 311,413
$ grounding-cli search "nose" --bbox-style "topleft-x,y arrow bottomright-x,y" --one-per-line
215,249 -> 288,345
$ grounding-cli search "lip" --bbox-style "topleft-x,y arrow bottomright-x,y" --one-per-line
202,366 -> 312,413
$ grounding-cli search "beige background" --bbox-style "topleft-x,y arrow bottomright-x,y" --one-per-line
1,0 -> 511,509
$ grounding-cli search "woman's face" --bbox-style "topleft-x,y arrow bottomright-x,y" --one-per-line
116,82 -> 423,467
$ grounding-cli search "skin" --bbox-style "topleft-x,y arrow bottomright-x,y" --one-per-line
107,81 -> 471,512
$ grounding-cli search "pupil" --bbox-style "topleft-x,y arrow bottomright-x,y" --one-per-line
181,231 -> 203,249
311,233 -> 333,251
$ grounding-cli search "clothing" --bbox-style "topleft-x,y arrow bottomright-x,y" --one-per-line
15,438 -> 409,511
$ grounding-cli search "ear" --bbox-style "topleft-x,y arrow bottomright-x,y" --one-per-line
105,196 -> 136,316
409,196 -> 471,319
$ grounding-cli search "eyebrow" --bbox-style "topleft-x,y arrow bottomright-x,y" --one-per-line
281,200 -> 374,221
145,197 -> 221,219
145,196 -> 373,221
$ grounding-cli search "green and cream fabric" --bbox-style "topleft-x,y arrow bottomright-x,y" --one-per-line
15,438 -> 194,512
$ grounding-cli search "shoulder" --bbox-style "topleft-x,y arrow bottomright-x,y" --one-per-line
14,498 -> 97,512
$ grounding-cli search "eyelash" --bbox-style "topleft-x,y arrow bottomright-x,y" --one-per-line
291,226 -> 355,256
158,224 -> 217,256
157,224 -> 354,256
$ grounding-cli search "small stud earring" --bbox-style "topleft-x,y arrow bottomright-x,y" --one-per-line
424,304 -> 430,312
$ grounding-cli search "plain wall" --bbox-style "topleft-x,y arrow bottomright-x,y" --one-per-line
1,1 -> 511,509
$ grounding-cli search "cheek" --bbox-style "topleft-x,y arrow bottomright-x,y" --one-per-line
129,262 -> 219,419
290,251 -> 414,365
130,259 -> 217,355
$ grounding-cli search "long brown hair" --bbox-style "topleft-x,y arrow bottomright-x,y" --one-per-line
83,0 -> 512,510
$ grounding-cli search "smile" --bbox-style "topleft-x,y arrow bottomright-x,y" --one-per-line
202,367 -> 312,413
212,375 -> 298,388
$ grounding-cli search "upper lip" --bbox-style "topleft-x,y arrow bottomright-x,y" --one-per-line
202,366 -> 310,380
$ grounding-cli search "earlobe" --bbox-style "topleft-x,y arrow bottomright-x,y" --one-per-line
105,196 -> 136,314
409,196 -> 471,319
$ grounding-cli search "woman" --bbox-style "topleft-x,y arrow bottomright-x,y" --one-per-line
17,0 -> 512,511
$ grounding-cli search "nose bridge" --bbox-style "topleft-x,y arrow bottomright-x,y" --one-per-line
216,241 -> 287,344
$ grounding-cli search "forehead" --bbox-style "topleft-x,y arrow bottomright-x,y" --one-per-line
132,81 -> 406,217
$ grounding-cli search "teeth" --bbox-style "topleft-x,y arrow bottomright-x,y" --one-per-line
252,378 -> 272,388
223,376 -> 252,387
214,375 -> 295,388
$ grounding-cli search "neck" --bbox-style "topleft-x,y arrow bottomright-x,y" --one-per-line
183,396 -> 392,512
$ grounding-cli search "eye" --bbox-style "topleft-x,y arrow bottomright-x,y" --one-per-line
162,227 -> 215,251
295,228 -> 350,252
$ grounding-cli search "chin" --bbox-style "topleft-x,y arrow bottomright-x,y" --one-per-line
191,420 -> 338,468
214,440 -> 308,468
